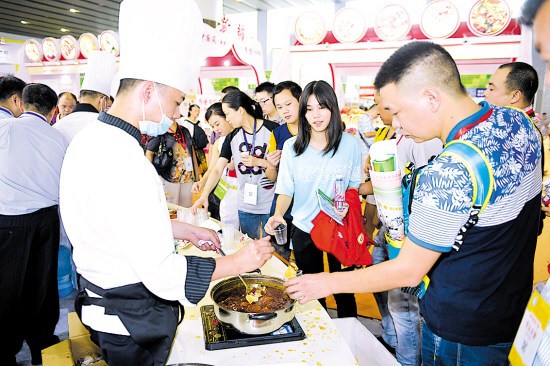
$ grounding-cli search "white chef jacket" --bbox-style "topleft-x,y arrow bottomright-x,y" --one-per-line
53,111 -> 98,142
60,112 -> 215,335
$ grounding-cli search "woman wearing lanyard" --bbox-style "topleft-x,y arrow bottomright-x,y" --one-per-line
265,80 -> 362,318
192,103 -> 240,229
192,90 -> 278,239
146,120 -> 198,207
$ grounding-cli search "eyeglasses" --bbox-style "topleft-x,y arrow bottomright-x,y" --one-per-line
257,97 -> 272,105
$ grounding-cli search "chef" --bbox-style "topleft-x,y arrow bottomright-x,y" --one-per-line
58,1 -> 273,365
54,50 -> 116,142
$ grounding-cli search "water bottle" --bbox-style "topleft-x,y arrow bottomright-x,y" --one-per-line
334,175 -> 345,211
58,245 -> 73,298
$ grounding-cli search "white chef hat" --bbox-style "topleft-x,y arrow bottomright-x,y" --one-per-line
80,50 -> 117,97
118,0 -> 203,93
110,72 -> 120,98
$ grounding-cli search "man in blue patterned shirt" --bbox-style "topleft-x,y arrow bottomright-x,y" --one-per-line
285,41 -> 542,365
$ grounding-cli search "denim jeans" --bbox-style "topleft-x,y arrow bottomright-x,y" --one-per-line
422,322 -> 512,366
372,227 -> 421,366
237,211 -> 270,240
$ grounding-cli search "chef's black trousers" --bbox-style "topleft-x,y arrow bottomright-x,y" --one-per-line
0,206 -> 61,365
292,225 -> 358,318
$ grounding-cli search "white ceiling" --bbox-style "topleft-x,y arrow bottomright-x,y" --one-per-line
0,0 -> 342,39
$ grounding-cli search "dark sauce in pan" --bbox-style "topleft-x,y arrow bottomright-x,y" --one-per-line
218,286 -> 292,313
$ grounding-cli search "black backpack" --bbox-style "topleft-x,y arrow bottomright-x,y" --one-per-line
152,134 -> 173,178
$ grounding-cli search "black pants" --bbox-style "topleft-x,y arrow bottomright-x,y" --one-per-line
0,206 -> 61,365
292,225 -> 357,318
271,218 -> 293,261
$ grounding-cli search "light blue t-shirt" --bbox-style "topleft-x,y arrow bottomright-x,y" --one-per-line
276,132 -> 362,233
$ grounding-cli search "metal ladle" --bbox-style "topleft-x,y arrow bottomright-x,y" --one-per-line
217,248 -> 251,293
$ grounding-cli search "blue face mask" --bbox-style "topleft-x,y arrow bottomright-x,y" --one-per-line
138,83 -> 173,137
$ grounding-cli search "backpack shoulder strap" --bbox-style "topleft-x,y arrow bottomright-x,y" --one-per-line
440,139 -> 494,215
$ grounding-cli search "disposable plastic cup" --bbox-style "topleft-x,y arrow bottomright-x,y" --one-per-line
196,208 -> 208,225
273,224 -> 287,245
222,223 -> 237,252
177,208 -> 185,222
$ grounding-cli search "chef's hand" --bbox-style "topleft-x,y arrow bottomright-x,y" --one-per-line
233,236 -> 274,273
542,205 -> 550,217
264,215 -> 286,236
187,225 -> 221,251
284,272 -> 333,304
191,180 -> 204,194
191,195 -> 208,214
266,150 -> 282,167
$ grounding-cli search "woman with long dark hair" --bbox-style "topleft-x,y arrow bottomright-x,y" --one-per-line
265,80 -> 362,317
192,90 -> 278,240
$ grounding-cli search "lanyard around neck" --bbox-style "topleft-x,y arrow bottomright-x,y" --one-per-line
21,111 -> 47,123
241,119 -> 257,155
0,106 -> 13,117
449,105 -> 493,142
172,125 -> 186,151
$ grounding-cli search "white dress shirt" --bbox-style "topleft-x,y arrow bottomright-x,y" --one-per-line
0,112 -> 68,214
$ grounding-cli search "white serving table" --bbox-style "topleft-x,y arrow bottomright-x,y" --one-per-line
166,215 -> 398,366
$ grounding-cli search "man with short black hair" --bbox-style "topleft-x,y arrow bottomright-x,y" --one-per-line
220,85 -> 239,100
0,83 -> 68,365
485,62 -> 539,112
284,41 -> 542,365
255,81 -> 283,124
0,74 -> 26,119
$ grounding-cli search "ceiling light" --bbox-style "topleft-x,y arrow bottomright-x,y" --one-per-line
60,28 -> 69,32
69,8 -> 80,13
223,60 -> 230,67
21,20 -> 30,24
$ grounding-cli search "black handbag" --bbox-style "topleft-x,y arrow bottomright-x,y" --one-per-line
152,134 -> 173,177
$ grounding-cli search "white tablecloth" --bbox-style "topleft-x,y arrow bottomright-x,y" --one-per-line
166,218 -> 397,365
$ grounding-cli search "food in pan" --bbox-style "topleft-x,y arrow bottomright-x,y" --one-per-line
218,285 -> 291,313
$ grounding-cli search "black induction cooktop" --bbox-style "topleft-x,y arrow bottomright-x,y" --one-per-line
200,305 -> 306,351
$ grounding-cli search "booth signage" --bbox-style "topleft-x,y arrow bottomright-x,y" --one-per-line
420,0 -> 460,39
468,0 -> 511,37
25,38 -> 43,62
79,33 -> 99,59
332,7 -> 368,44
60,35 -> 80,60
295,11 -> 327,45
99,30 -> 120,56
43,37 -> 60,62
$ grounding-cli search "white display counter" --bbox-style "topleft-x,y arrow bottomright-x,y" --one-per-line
166,217 -> 398,366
